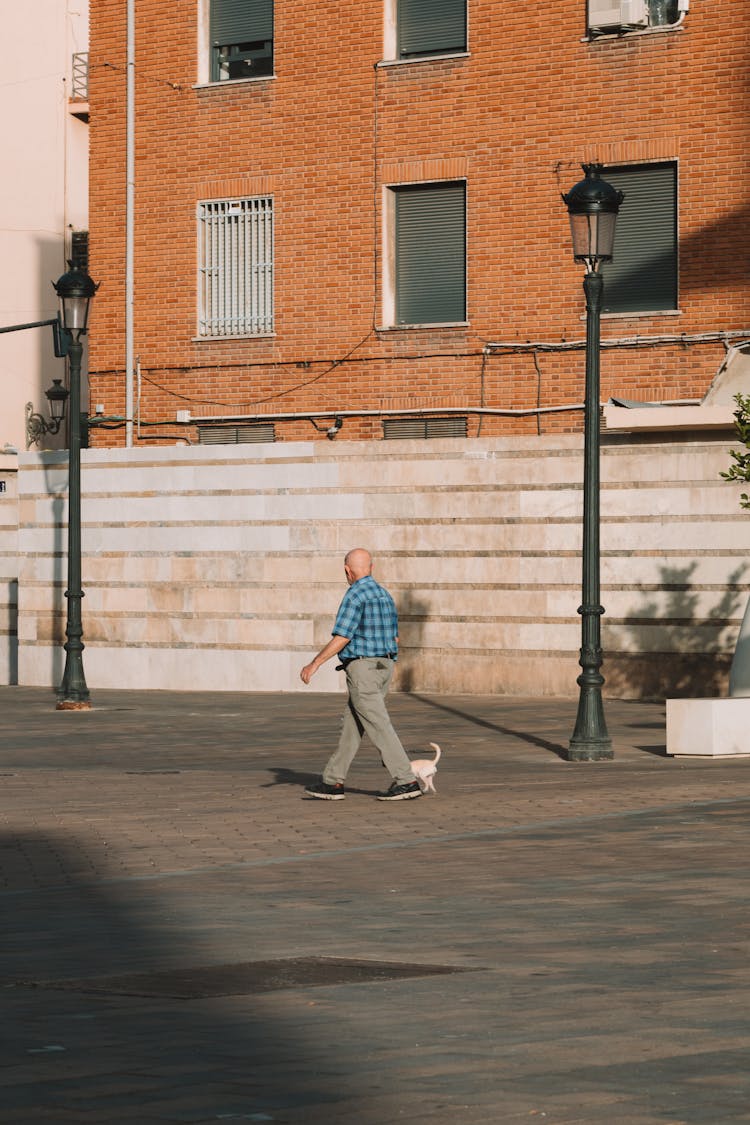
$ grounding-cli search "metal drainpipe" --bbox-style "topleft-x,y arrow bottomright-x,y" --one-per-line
125,0 -> 135,446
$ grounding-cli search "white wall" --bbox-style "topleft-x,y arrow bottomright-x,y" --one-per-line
3,435 -> 747,699
0,0 -> 89,454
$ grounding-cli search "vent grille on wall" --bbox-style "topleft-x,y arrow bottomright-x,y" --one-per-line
70,230 -> 89,272
383,417 -> 468,440
197,423 -> 275,444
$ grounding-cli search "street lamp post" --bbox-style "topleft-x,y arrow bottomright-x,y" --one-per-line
52,264 -> 98,711
562,165 -> 623,761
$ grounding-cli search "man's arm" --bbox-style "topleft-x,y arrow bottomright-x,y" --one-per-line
300,634 -> 351,684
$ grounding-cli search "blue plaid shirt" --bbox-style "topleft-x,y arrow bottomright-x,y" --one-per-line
333,575 -> 399,660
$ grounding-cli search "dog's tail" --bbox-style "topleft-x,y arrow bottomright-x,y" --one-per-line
429,742 -> 442,763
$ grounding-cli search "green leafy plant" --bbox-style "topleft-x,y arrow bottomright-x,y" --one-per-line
721,392 -> 750,509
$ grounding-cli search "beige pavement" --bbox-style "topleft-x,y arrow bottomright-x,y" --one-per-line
1,687 -> 749,1123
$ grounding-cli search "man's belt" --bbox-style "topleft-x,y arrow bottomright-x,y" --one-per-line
336,653 -> 396,669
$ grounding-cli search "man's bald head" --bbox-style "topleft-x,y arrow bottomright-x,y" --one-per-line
344,548 -> 373,582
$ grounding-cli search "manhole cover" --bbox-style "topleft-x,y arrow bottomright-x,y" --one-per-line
15,957 -> 470,999
124,770 -> 182,775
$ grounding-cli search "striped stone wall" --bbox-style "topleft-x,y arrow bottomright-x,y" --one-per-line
9,435 -> 749,698
0,454 -> 18,686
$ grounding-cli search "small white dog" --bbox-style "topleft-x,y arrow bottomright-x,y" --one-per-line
409,742 -> 441,793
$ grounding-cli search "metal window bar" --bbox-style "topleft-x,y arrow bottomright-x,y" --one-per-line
198,197 -> 274,337
71,52 -> 89,100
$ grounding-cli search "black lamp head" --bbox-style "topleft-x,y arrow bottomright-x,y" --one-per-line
45,378 -> 70,423
562,164 -> 624,265
52,263 -> 99,334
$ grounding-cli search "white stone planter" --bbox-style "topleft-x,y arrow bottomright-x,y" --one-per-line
666,598 -> 750,757
666,697 -> 750,757
729,595 -> 750,697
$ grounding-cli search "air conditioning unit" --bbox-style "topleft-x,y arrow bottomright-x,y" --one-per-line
588,0 -> 650,32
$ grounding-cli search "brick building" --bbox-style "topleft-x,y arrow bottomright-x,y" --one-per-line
87,0 -> 749,447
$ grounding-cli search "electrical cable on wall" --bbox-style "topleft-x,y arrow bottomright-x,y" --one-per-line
98,59 -> 183,93
90,328 -> 749,415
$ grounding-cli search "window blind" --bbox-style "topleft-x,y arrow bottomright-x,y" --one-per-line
601,163 -> 677,314
397,0 -> 467,57
210,0 -> 273,44
394,182 -> 466,325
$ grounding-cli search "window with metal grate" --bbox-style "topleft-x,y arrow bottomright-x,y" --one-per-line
197,197 -> 274,337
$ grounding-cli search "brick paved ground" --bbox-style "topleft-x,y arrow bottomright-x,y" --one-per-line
1,687 -> 749,1123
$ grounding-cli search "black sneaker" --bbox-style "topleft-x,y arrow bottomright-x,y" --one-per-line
376,780 -> 422,801
305,780 -> 345,800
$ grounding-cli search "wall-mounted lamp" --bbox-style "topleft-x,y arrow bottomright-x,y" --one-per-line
308,416 -> 344,440
25,378 -> 71,447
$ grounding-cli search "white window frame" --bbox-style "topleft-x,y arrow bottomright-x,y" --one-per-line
196,196 -> 274,339
197,0 -> 210,84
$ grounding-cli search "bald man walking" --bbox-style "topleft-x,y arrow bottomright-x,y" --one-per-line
300,548 -> 421,801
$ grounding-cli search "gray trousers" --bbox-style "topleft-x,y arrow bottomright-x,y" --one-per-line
322,657 -> 414,786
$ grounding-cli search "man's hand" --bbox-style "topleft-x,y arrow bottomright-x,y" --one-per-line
300,662 -> 318,684
299,635 -> 350,685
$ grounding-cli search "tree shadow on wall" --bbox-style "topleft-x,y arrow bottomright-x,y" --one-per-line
605,562 -> 748,700
679,202 -> 750,294
393,590 -> 430,693
605,201 -> 750,304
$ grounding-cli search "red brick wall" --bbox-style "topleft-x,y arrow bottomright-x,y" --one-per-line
88,0 -> 750,445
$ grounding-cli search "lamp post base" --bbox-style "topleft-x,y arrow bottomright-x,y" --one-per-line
565,740 -> 613,762
566,670 -> 613,761
56,698 -> 92,711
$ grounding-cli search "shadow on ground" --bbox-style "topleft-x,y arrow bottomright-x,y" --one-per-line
0,831 -> 394,1123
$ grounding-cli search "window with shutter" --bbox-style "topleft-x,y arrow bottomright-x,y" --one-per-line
197,197 -> 274,337
600,163 -> 678,314
392,182 -> 467,326
397,0 -> 467,57
210,0 -> 273,81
